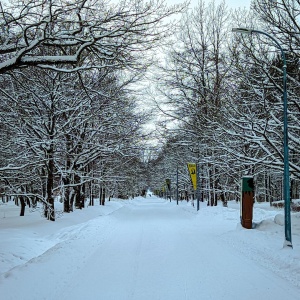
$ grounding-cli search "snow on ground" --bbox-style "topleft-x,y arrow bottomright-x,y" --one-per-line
0,196 -> 300,299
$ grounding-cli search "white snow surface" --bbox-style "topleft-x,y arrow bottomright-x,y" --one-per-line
1,196 -> 300,300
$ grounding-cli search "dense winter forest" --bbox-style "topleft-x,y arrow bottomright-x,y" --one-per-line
1,0 -> 300,220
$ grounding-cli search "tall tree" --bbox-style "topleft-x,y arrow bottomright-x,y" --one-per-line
155,0 -> 231,205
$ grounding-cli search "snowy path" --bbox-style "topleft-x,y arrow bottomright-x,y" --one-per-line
1,197 -> 300,299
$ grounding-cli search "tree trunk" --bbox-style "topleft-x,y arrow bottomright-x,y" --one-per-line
70,191 -> 75,211
41,167 -> 47,199
99,186 -> 102,205
89,182 -> 94,206
207,168 -> 212,206
74,174 -> 83,209
101,187 -> 106,206
64,133 -> 72,212
45,148 -> 55,221
81,182 -> 85,208
220,192 -> 227,207
63,176 -> 71,213
19,196 -> 26,216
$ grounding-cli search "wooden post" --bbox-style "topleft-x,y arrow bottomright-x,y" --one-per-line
241,176 -> 254,229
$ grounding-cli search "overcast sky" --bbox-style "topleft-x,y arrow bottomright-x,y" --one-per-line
170,0 -> 252,9
1,0 -> 252,10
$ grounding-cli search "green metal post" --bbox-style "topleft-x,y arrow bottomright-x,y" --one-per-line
196,163 -> 200,211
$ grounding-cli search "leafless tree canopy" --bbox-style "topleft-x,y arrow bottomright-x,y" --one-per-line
0,0 -> 186,72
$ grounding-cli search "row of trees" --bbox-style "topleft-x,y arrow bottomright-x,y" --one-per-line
0,0 -> 186,219
2,0 -> 299,216
147,0 -> 300,206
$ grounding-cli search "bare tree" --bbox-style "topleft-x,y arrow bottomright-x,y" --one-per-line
220,0 -> 300,200
154,0 -> 231,205
0,0 -> 186,73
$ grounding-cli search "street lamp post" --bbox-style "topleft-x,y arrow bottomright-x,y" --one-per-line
232,28 -> 292,247
176,164 -> 179,205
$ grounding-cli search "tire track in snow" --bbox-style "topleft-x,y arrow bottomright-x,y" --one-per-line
127,225 -> 144,299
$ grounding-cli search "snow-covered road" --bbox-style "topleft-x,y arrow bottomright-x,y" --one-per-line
1,197 -> 300,299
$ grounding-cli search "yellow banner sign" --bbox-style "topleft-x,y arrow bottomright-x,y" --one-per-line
187,163 -> 197,190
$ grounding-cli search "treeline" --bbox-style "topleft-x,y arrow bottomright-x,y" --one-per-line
0,0 -> 186,219
147,0 -> 300,206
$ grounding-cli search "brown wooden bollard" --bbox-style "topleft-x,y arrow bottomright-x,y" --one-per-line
241,176 -> 254,229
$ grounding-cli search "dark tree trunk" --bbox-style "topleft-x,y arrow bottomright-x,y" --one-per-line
45,148 -> 55,221
101,187 -> 105,206
81,182 -> 85,208
70,192 -> 75,211
63,176 -> 71,213
64,189 -> 70,212
26,188 -> 31,208
64,134 -> 72,212
41,167 -> 47,199
74,174 -> 83,209
89,182 -> 94,206
220,192 -> 227,207
19,196 -> 26,216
